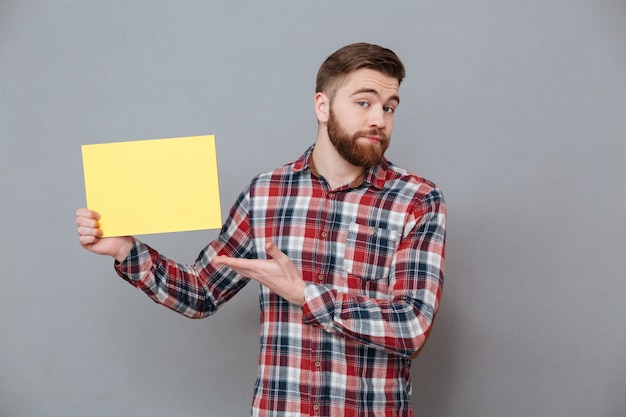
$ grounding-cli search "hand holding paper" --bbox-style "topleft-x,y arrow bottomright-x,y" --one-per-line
75,208 -> 134,262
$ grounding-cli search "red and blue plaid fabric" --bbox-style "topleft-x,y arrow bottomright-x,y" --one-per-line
116,146 -> 446,416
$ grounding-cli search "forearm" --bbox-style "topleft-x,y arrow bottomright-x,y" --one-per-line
115,239 -> 250,318
115,187 -> 255,317
302,284 -> 439,358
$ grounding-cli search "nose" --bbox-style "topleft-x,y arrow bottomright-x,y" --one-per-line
368,106 -> 386,129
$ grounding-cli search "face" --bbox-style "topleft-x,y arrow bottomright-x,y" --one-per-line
325,68 -> 400,168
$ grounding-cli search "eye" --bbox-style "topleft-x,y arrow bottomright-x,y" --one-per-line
383,106 -> 396,114
357,100 -> 370,108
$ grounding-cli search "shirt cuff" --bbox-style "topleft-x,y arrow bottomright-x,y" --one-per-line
302,283 -> 336,331
113,238 -> 150,282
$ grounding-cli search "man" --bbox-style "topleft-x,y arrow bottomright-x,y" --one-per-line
76,43 -> 446,417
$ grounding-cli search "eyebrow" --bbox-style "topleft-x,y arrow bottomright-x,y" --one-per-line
351,87 -> 400,105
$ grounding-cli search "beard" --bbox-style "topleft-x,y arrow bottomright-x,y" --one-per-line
327,108 -> 390,168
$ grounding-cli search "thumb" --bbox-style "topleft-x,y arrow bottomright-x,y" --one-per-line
264,241 -> 283,259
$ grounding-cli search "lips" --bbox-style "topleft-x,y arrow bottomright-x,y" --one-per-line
357,128 -> 385,143
359,136 -> 380,145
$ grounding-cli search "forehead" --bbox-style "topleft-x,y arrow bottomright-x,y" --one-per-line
337,68 -> 400,99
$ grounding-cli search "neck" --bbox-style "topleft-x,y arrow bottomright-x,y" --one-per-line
311,130 -> 365,190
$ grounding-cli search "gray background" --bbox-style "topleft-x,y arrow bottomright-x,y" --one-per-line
1,1 -> 625,416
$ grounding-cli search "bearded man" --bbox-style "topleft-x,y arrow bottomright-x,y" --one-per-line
76,42 -> 446,417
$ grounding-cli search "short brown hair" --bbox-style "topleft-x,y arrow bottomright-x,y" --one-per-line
315,43 -> 406,99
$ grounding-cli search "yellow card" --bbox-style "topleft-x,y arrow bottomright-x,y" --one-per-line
81,135 -> 222,237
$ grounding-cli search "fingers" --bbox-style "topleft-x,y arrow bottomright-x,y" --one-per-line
212,255 -> 230,266
75,207 -> 103,245
76,215 -> 99,229
214,241 -> 283,269
75,207 -> 100,219
214,241 -> 295,280
77,223 -> 103,249
78,233 -> 100,246
76,207 -> 102,227
77,223 -> 103,238
264,241 -> 281,258
214,242 -> 305,306
264,242 -> 292,266
264,241 -> 297,273
213,255 -> 255,273
76,208 -> 101,228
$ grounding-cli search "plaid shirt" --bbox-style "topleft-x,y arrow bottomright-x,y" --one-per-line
116,146 -> 446,416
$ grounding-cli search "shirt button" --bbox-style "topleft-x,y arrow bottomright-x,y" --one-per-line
315,361 -> 321,367
317,274 -> 324,281
313,404 -> 320,411
368,228 -> 376,236
327,192 -> 335,198
321,231 -> 327,238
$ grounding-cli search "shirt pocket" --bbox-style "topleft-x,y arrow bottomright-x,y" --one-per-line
341,222 -> 399,280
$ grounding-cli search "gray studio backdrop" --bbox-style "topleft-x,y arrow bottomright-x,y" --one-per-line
1,1 -> 625,416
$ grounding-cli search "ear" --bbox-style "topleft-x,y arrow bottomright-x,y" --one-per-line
314,92 -> 330,123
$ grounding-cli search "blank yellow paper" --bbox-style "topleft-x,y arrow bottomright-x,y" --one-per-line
81,135 -> 222,237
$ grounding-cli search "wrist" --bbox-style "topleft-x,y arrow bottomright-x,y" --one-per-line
114,237 -> 134,263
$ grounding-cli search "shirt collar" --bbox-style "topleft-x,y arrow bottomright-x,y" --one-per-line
291,145 -> 389,190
